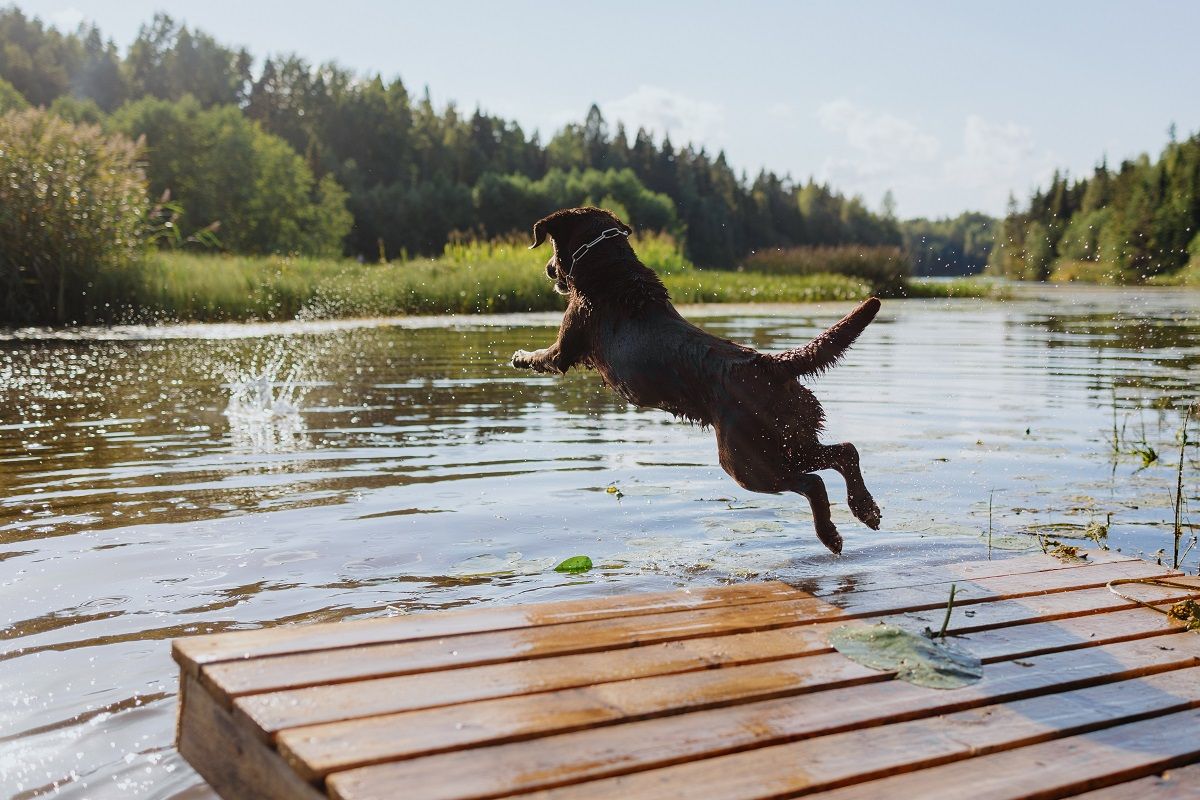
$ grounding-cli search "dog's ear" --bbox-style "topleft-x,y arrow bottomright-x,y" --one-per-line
530,213 -> 570,249
530,218 -> 550,249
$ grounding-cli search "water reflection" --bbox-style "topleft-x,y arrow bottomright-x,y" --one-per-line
0,286 -> 1197,797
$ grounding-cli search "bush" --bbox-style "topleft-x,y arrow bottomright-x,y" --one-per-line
0,108 -> 146,325
741,245 -> 910,294
110,96 -> 352,256
0,77 -> 28,113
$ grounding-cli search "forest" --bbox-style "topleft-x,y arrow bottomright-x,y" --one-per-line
989,128 -> 1200,284
0,8 -> 988,270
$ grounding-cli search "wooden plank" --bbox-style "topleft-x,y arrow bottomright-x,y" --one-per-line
237,583 -> 1196,738
314,634 -> 1200,799
387,668 -> 1200,800
1067,763 -> 1200,799
203,559 -> 1173,704
810,549 -> 1137,597
797,708 -> 1200,800
174,552 -> 1145,673
817,548 -> 1136,597
172,581 -> 804,674
280,610 -> 1197,783
175,675 -> 325,800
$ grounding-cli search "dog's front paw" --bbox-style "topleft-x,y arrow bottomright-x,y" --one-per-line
848,492 -> 882,530
816,521 -> 843,555
511,349 -> 534,369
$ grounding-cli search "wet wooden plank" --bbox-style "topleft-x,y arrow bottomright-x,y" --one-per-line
238,583 -> 1194,739
1067,763 -> 1200,799
801,708 -> 1200,800
280,609 -> 1196,783
387,668 -> 1200,800
819,547 -> 1136,597
172,580 -> 804,674
173,551 -> 1143,674
203,558 -> 1171,704
310,629 -> 1200,795
173,551 -> 1200,800
176,675 -> 324,800
813,548 -> 1136,597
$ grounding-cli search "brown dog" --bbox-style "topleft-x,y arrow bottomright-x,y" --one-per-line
511,207 -> 881,553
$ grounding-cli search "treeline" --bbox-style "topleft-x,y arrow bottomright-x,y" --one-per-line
990,129 -> 1200,282
0,8 -> 913,266
902,212 -> 993,276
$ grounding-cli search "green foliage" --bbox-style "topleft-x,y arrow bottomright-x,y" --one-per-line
553,556 -> 593,574
0,9 -> 125,109
126,14 -> 250,107
109,96 -> 351,255
81,233 -> 887,323
1022,221 -> 1055,281
901,277 -> 1012,299
0,9 -> 905,269
0,76 -> 27,112
47,95 -> 104,125
474,168 -> 679,239
901,212 -> 994,276
1055,207 -> 1112,262
993,134 -> 1200,283
742,246 -> 909,294
661,270 -> 868,305
0,108 -> 147,325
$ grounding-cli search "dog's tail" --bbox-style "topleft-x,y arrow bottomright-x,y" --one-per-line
771,297 -> 881,378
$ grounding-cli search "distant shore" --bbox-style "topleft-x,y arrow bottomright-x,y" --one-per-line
12,240 -> 1003,328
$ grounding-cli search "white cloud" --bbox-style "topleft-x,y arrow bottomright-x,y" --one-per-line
49,7 -> 85,31
603,85 -> 725,146
817,99 -> 940,164
809,99 -> 1057,216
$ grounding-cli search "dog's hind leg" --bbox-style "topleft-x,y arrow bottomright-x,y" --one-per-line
815,442 -> 881,530
791,473 -> 843,555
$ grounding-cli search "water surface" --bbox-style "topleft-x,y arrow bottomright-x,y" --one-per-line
1,286 -> 1197,797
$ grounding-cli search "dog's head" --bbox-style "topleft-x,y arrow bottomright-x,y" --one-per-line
529,207 -> 633,294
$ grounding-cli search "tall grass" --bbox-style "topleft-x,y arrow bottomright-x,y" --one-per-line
43,232 -> 995,326
109,233 -> 872,322
742,246 -> 909,294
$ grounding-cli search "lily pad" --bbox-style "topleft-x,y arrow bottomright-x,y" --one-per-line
828,623 -> 983,689
554,555 -> 593,573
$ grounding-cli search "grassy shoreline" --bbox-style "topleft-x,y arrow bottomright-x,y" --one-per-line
40,235 -> 1006,326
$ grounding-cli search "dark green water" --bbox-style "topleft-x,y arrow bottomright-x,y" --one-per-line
1,286 -> 1197,797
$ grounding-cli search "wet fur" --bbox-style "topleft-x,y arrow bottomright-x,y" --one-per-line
511,207 -> 882,554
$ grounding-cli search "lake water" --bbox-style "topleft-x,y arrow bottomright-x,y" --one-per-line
1,285 -> 1197,798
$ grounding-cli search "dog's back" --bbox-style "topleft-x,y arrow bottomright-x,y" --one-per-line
589,304 -> 760,425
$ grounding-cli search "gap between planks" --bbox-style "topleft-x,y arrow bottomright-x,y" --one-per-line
279,609 -> 1200,785
173,549 -> 1139,675
236,580 -> 1198,741
199,557 -> 1180,708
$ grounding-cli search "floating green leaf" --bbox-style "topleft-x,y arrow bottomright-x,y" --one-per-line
828,623 -> 983,689
554,555 -> 593,573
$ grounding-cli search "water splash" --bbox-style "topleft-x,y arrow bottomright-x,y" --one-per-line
223,351 -> 308,453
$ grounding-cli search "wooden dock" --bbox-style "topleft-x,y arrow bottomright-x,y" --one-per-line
173,549 -> 1200,799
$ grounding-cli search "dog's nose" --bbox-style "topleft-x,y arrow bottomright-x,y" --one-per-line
546,263 -> 557,279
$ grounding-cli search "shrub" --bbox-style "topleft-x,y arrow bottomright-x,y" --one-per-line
741,245 -> 910,294
0,77 -> 28,113
0,108 -> 147,325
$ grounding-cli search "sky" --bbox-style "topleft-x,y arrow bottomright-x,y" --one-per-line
14,0 -> 1200,219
